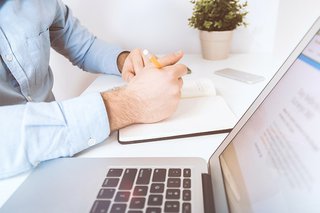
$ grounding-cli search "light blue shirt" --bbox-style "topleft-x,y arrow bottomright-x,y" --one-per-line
0,0 -> 124,178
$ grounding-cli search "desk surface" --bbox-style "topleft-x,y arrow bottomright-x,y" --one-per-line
0,53 -> 282,207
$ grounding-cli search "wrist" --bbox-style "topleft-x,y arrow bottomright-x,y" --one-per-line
117,51 -> 130,73
101,87 -> 140,132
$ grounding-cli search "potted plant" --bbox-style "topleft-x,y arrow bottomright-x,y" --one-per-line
189,0 -> 248,60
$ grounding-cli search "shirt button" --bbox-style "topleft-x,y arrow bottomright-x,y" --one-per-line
5,54 -> 13,62
88,138 -> 97,147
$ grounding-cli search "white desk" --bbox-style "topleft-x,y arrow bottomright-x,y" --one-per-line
0,53 -> 282,207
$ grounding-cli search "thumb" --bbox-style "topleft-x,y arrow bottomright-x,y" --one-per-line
157,50 -> 184,67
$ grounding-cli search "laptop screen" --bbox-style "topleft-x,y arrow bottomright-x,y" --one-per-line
219,30 -> 320,212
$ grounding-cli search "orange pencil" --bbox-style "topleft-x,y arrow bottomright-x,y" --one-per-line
143,49 -> 162,68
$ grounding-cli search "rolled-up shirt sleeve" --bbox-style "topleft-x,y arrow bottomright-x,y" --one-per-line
0,93 -> 110,179
49,0 -> 123,76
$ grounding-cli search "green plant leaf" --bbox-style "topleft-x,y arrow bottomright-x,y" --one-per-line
188,0 -> 248,31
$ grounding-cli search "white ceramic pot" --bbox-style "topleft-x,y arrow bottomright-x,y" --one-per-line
199,30 -> 233,60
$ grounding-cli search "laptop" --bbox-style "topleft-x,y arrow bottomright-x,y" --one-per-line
2,17 -> 320,213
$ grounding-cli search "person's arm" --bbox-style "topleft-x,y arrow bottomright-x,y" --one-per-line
49,0 -> 124,75
0,51 -> 186,179
0,93 -> 110,179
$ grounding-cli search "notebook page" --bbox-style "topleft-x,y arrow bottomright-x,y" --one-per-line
119,96 -> 237,142
181,78 -> 216,98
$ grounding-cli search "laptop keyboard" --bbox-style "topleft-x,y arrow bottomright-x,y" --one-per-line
90,168 -> 192,213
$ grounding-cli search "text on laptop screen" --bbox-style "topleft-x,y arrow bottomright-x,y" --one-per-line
220,30 -> 320,212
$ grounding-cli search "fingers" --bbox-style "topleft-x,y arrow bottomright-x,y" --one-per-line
157,50 -> 184,67
122,49 -> 185,85
121,49 -> 145,82
164,63 -> 188,78
131,49 -> 144,72
123,71 -> 135,82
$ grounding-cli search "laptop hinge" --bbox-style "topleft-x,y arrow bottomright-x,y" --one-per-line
202,173 -> 215,213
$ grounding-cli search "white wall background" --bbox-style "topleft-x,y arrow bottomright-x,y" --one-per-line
51,0 -> 319,101
274,0 -> 320,60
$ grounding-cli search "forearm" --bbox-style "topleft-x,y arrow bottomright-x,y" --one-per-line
0,93 -> 110,179
81,38 -> 124,75
50,1 -> 124,75
101,87 -> 141,132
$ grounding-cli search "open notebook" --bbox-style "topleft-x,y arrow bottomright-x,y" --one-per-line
118,78 -> 238,144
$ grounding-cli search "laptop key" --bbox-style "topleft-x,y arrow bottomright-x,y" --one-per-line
129,197 -> 146,209
183,179 -> 191,188
182,203 -> 191,213
167,178 -> 181,188
152,169 -> 166,182
115,191 -> 130,202
133,185 -> 148,196
102,178 -> 119,187
150,183 -> 164,193
107,169 -> 123,177
164,201 -> 180,212
183,169 -> 191,177
183,190 -> 191,201
146,207 -> 161,213
166,189 -> 180,199
110,203 -> 127,213
168,169 -> 181,177
128,211 -> 143,213
97,188 -> 115,199
136,168 -> 152,184
90,200 -> 111,213
119,169 -> 137,190
147,195 -> 163,206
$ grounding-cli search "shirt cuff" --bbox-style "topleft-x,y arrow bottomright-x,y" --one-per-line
58,92 -> 110,156
82,38 -> 124,76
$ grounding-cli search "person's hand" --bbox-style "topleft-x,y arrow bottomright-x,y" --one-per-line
120,49 -> 184,81
101,53 -> 187,131
125,63 -> 187,123
120,49 -> 144,82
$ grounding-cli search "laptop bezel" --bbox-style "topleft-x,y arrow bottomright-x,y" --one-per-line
207,16 -> 320,213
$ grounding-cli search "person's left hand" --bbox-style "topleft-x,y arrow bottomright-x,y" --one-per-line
121,49 -> 145,82
120,48 -> 184,82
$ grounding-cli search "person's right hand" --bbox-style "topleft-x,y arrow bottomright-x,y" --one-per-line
125,62 -> 187,123
101,52 -> 188,132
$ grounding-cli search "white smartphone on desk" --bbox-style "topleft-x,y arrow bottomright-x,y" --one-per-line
215,68 -> 265,84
